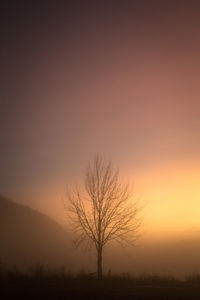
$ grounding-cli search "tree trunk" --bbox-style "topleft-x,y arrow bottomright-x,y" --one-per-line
97,248 -> 102,280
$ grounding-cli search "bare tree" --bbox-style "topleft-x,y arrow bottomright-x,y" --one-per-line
66,155 -> 142,280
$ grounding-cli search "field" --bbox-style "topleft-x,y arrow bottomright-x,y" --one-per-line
1,267 -> 200,299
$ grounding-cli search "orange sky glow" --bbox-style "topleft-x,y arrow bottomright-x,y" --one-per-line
1,2 -> 200,242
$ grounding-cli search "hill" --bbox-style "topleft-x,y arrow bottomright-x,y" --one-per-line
0,195 -> 77,270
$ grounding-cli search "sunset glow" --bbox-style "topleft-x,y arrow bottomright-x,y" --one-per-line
1,2 -> 200,250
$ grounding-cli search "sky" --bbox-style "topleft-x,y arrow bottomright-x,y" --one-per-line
1,1 -> 200,239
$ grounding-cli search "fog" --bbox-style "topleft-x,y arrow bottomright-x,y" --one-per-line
1,195 -> 200,278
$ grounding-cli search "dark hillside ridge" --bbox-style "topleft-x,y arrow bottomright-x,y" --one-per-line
0,195 -> 76,269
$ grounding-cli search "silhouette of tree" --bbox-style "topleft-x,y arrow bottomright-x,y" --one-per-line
67,155 -> 142,280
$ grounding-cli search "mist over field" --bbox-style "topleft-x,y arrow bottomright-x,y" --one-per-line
1,195 -> 200,278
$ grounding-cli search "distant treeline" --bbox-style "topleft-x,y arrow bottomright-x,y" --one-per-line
1,263 -> 200,285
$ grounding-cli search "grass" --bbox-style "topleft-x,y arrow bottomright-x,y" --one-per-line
1,264 -> 200,299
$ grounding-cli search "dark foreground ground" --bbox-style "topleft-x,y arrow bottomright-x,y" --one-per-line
1,268 -> 200,299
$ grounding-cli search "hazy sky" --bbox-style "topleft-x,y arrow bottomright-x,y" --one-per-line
1,2 -> 200,238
